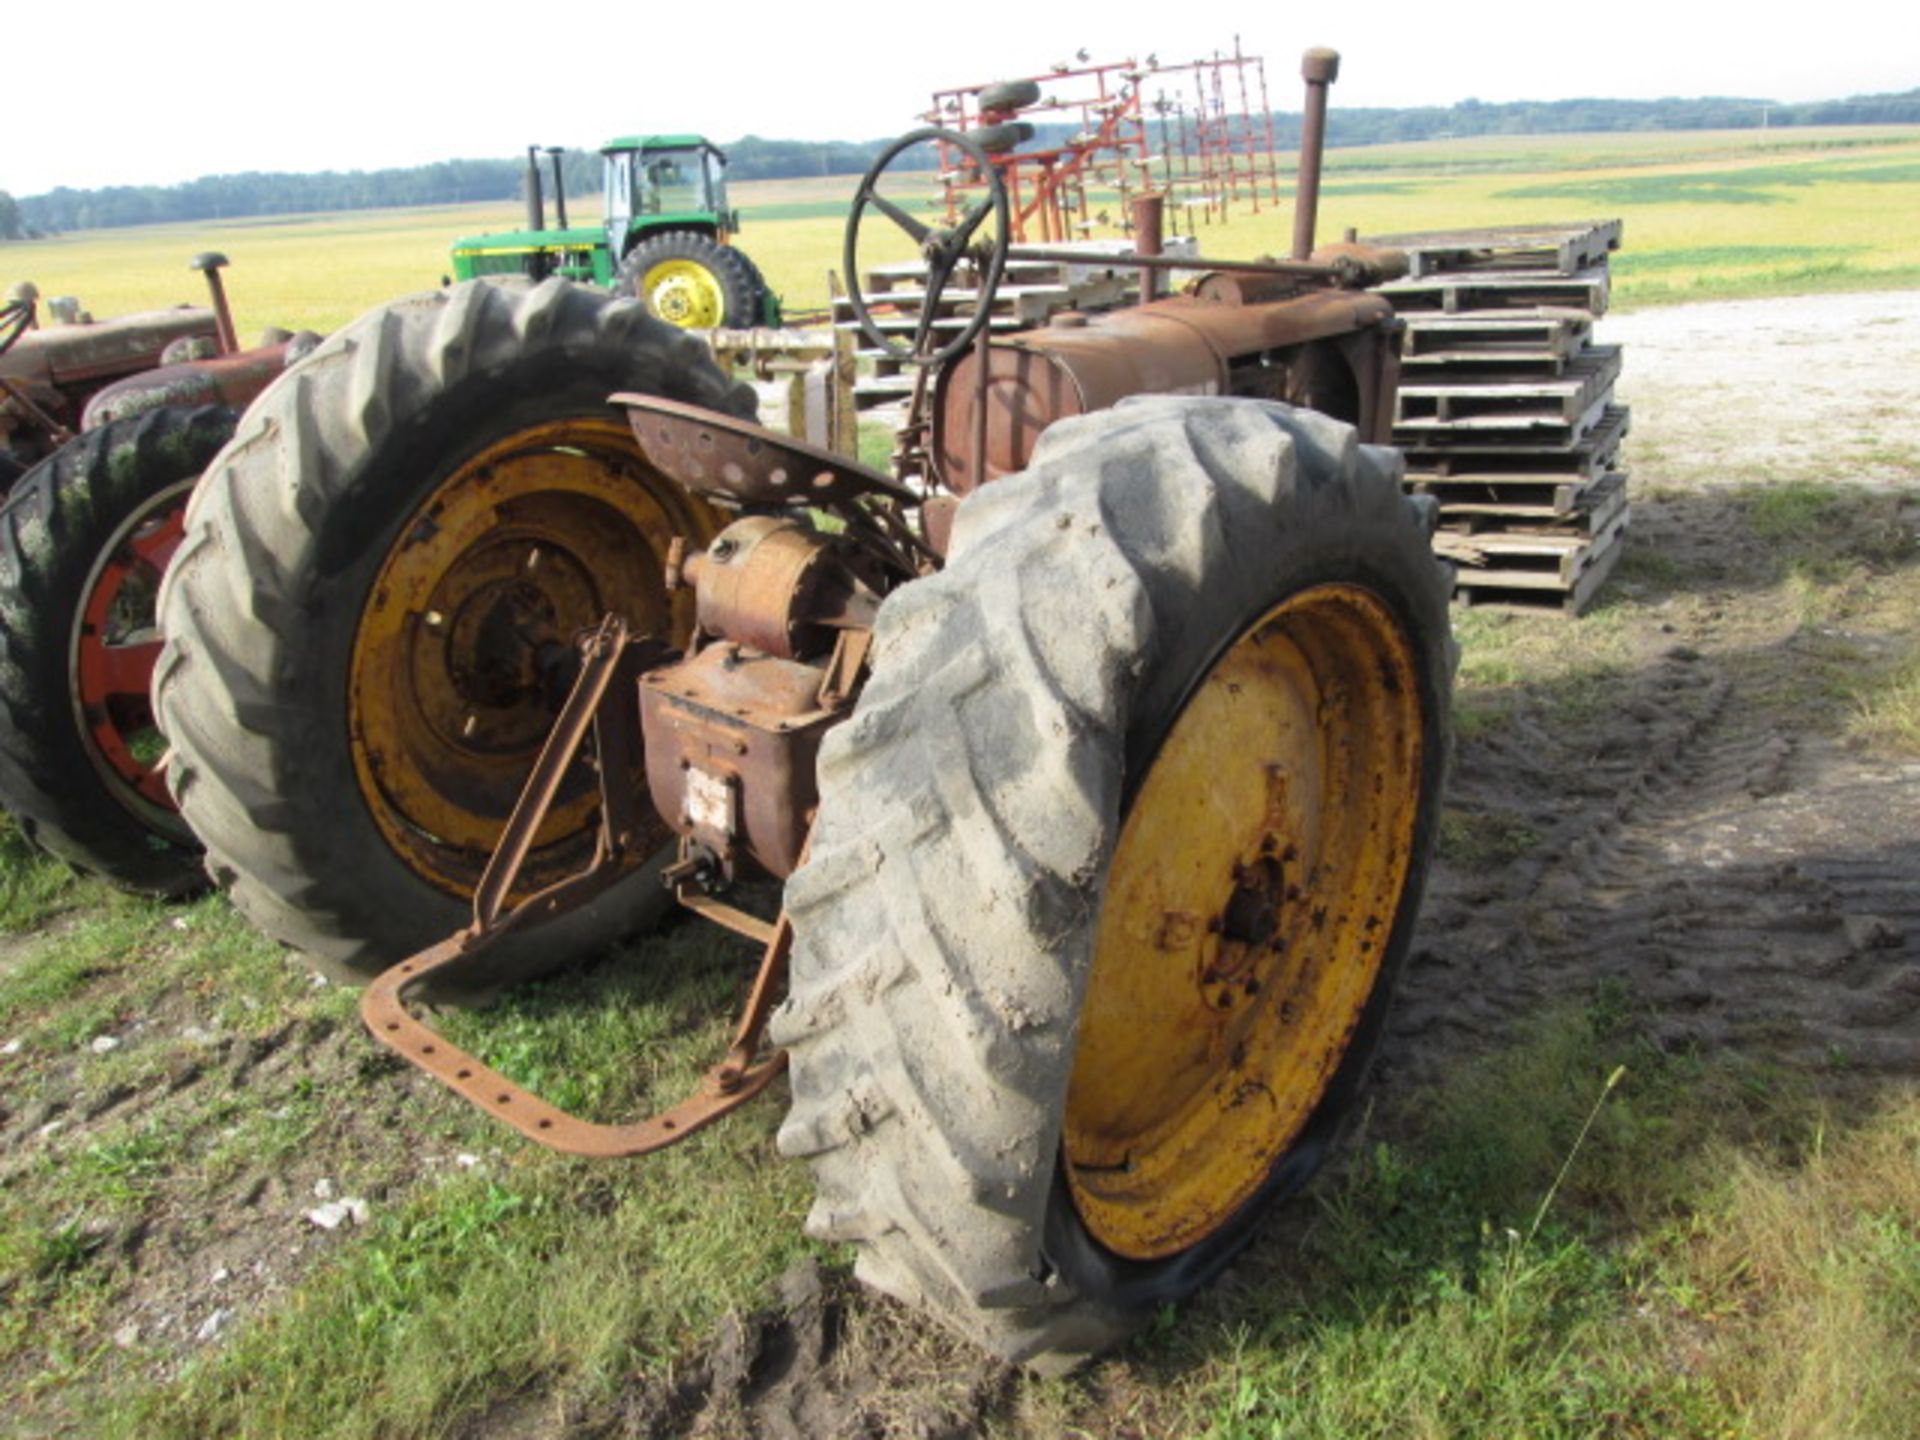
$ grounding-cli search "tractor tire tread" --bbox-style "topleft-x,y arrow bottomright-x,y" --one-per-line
771,396 -> 1454,1372
155,277 -> 754,980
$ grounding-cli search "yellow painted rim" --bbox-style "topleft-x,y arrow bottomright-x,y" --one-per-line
348,415 -> 718,897
642,258 -> 725,329
1064,583 -> 1424,1260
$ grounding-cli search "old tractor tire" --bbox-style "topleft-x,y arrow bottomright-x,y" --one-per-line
0,405 -> 236,895
154,278 -> 750,983
977,79 -> 1042,113
615,232 -> 758,330
772,396 -> 1455,1372
973,121 -> 1035,156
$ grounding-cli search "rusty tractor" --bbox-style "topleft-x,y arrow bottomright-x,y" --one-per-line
1,265 -> 225,483
0,257 -> 320,892
151,48 -> 1454,1369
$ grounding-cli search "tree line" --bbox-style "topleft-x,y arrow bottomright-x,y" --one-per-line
6,89 -> 1917,238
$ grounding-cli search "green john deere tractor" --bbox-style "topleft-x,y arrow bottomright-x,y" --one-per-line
449,136 -> 780,329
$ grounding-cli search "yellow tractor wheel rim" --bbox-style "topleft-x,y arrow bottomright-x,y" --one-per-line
1064,583 -> 1425,1260
642,258 -> 725,329
349,415 -> 718,898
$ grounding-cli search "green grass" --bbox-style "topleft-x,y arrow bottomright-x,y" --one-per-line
1612,243 -> 1863,273
0,814 -> 80,931
0,891 -> 328,1051
1743,478 -> 1852,541
0,886 -> 365,1402
1736,482 -> 1919,618
1502,156 -> 1920,206
1849,647 -> 1920,755
121,1148 -> 812,1440
1436,807 -> 1538,871
1167,1005 -> 1919,1439
1499,158 -> 1894,206
857,418 -> 897,473
97,916 -> 818,1439
7,826 -> 1917,1437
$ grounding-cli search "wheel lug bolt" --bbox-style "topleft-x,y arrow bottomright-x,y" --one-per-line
424,610 -> 445,629
462,714 -> 478,739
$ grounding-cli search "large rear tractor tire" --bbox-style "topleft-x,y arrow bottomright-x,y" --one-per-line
773,396 -> 1455,1371
0,405 -> 236,895
154,278 -> 749,982
614,232 -> 759,330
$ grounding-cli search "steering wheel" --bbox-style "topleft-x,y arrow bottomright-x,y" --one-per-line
844,128 -> 1010,368
0,298 -> 33,358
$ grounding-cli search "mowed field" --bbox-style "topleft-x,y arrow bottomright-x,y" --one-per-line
2,126 -> 1919,1438
6,125 -> 1920,334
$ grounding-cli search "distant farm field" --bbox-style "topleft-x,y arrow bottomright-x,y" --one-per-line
5,125 -> 1919,334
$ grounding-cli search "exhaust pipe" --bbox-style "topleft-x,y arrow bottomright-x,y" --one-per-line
1131,192 -> 1165,302
525,145 -> 547,233
546,147 -> 570,231
1291,47 -> 1339,261
188,252 -> 238,356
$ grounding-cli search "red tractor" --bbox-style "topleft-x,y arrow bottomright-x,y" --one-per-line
0,258 -> 317,891
153,50 -> 1454,1369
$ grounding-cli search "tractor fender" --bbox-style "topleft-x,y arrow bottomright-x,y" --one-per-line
79,334 -> 319,431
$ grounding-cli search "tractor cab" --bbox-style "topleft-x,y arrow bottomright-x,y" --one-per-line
601,135 -> 736,246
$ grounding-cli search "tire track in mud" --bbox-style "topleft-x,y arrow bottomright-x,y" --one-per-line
1391,645 -> 1920,1088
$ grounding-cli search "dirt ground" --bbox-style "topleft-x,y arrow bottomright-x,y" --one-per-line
1391,290 -> 1920,1084
4,291 -> 1919,1437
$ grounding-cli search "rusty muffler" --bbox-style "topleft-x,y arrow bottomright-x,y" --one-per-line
1292,48 -> 1340,262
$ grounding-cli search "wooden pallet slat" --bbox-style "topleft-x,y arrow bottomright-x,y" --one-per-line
1421,470 -> 1628,527
1377,264 -> 1612,316
1400,310 -> 1595,374
1393,360 -> 1621,444
1402,405 -> 1630,478
1367,220 -> 1623,278
1451,525 -> 1627,616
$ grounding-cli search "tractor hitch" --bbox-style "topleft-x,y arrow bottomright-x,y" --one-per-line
359,612 -> 792,1158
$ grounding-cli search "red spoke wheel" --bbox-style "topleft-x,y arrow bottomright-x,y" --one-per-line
0,406 -> 236,894
73,478 -> 189,814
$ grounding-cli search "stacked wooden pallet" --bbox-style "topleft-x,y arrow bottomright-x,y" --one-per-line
1371,220 -> 1629,615
834,243 -> 1177,408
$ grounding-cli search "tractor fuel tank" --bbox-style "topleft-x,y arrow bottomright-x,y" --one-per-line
932,289 -> 1398,492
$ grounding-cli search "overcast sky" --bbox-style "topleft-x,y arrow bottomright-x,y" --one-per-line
9,0 -> 1913,196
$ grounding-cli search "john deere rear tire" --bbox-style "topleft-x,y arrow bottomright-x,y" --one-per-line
0,405 -> 235,895
772,396 -> 1454,1372
615,232 -> 758,330
154,278 -> 749,982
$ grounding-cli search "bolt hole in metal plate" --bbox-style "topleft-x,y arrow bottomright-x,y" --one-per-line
612,394 -> 916,510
